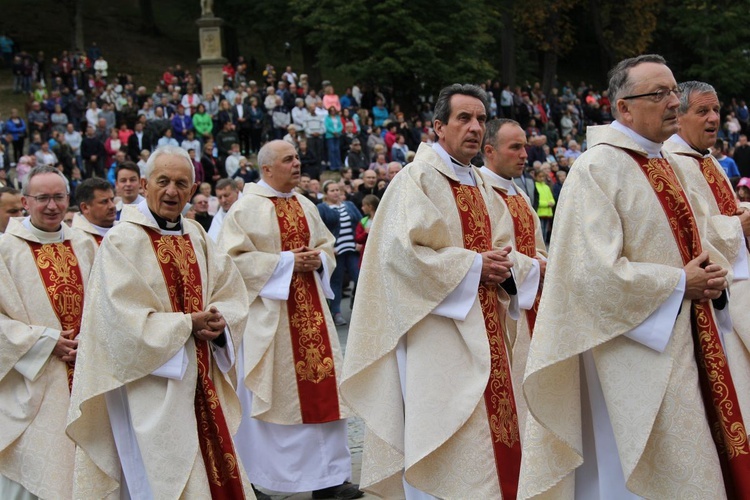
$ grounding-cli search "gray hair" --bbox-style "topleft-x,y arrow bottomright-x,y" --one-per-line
433,84 -> 490,125
142,145 -> 195,183
215,178 -> 239,191
23,166 -> 70,195
257,139 -> 291,174
678,81 -> 716,115
483,118 -> 521,151
608,54 -> 667,118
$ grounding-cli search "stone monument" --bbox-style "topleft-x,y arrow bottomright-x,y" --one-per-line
197,0 -> 226,94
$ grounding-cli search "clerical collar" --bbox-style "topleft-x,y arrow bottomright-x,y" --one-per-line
479,166 -> 518,195
610,120 -> 664,158
23,217 -> 64,243
669,133 -> 710,157
259,179 -> 295,198
432,142 -> 476,186
90,220 -> 112,236
149,209 -> 182,231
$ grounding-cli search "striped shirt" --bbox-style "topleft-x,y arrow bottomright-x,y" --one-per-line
333,204 -> 357,254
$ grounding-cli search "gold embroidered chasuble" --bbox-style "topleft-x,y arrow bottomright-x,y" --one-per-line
0,218 -> 96,499
66,205 -> 252,499
341,143 -> 518,498
479,169 -> 547,438
218,182 -> 348,424
519,125 -> 742,499
664,137 -> 750,436
71,212 -> 106,245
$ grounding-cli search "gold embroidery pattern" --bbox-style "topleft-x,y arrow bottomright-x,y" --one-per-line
271,196 -> 341,422
28,241 -> 85,390
152,235 -> 203,314
454,184 -> 492,251
502,193 -> 536,258
699,157 -> 739,216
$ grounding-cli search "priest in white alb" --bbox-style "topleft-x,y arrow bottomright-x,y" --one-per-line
479,118 -> 547,435
71,177 -> 116,245
67,145 -> 254,499
519,55 -> 748,499
0,166 -> 96,499
220,140 -> 363,499
341,84 -> 520,499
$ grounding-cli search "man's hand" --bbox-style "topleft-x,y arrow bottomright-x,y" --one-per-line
480,245 -> 513,284
191,306 -> 226,341
52,329 -> 78,362
292,246 -> 322,273
736,209 -> 750,238
683,251 -> 729,302
536,256 -> 547,278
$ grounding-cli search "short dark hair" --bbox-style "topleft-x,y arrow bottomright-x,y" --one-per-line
483,118 -> 521,150
115,161 -> 141,181
215,178 -> 238,191
362,194 -> 379,211
76,177 -> 113,207
433,84 -> 490,125
0,186 -> 20,197
608,54 -> 667,118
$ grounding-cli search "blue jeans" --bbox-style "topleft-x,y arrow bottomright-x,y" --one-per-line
326,137 -> 341,170
330,250 -> 359,315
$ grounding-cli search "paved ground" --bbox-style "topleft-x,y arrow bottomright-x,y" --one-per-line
259,290 -> 373,500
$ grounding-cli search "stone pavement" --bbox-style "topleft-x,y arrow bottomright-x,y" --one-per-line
259,290 -> 374,500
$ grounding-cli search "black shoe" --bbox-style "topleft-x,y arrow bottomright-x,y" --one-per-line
252,485 -> 272,500
312,481 -> 364,499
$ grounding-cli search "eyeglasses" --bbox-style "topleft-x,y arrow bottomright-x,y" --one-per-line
621,87 -> 682,103
26,193 -> 68,204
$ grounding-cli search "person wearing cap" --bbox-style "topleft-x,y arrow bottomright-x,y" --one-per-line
520,55 -> 739,499
345,138 -> 367,179
341,84 -> 518,498
737,177 -> 750,202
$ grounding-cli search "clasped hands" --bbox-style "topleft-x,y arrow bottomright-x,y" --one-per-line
292,246 -> 322,273
53,328 -> 77,362
480,245 -> 513,284
191,306 -> 226,341
684,251 -> 729,302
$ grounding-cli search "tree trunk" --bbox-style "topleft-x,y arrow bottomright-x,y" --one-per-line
70,0 -> 84,51
500,8 -> 516,86
588,0 -> 615,74
541,50 -> 557,97
300,35 -> 322,88
139,0 -> 161,35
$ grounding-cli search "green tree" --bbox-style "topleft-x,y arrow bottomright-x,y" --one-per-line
291,0 -> 500,102
665,0 -> 750,96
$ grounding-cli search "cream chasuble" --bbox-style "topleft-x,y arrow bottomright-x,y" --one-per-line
71,212 -> 111,245
219,182 -> 352,492
479,166 -> 546,437
665,134 -> 750,426
519,124 -> 741,499
0,217 -> 96,499
67,202 -> 253,499
341,143 -> 518,499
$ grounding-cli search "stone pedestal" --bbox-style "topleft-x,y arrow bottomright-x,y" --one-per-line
197,16 -> 227,94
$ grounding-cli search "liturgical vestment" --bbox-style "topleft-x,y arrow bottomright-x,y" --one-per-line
519,123 -> 749,499
67,201 -> 253,499
70,212 -> 109,245
219,181 -> 353,492
341,143 -> 520,499
0,217 -> 96,499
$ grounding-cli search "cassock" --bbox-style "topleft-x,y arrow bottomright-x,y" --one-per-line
219,181 -> 352,492
479,166 -> 547,436
664,134 -> 750,421
519,122 -> 750,499
0,217 -> 96,499
67,201 -> 253,499
340,143 -> 520,499
71,212 -> 110,245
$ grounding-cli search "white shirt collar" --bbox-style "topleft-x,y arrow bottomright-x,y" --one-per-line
610,120 -> 664,158
258,179 -> 296,198
137,199 -> 182,235
479,166 -> 518,195
23,217 -> 64,243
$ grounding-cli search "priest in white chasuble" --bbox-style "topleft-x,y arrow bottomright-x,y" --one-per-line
479,118 -> 547,437
341,84 -> 521,499
67,145 -> 254,499
71,177 -> 117,245
220,140 -> 363,499
520,55 -> 746,500
0,166 -> 96,499
664,80 -> 750,428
